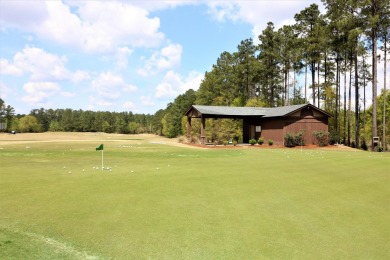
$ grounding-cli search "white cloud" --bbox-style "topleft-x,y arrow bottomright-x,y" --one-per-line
138,43 -> 183,76
155,70 -> 203,98
1,1 -> 165,53
131,1 -> 199,12
123,84 -> 138,93
88,96 -> 114,109
115,47 -> 134,69
0,0 -> 48,30
21,81 -> 61,105
0,59 -> 23,76
141,96 -> 154,106
60,91 -> 75,98
91,72 -> 137,101
206,0 -> 324,42
71,70 -> 90,83
0,81 -> 11,99
122,101 -> 136,110
1,46 -> 89,82
207,2 -> 240,22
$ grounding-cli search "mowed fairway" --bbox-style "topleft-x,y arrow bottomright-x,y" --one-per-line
0,132 -> 389,259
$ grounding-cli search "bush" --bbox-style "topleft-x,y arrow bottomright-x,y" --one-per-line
223,140 -> 228,146
313,130 -> 328,147
294,131 -> 305,146
268,139 -> 274,146
258,137 -> 264,145
284,133 -> 296,147
249,139 -> 257,145
233,140 -> 237,146
284,131 -> 305,147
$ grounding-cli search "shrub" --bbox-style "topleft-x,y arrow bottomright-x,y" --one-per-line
284,133 -> 296,147
294,131 -> 305,146
284,131 -> 305,147
258,137 -> 264,145
233,140 -> 237,146
268,139 -> 274,146
249,139 -> 257,145
313,130 -> 328,147
223,140 -> 228,146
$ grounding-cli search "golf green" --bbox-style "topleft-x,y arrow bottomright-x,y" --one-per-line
0,133 -> 389,259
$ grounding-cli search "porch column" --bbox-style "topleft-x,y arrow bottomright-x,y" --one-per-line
186,116 -> 192,143
201,116 -> 206,145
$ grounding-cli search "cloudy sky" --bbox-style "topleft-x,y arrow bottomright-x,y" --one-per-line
0,0 -> 351,115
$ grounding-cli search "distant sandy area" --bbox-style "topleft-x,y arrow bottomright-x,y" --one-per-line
0,132 -> 359,151
0,132 -> 181,146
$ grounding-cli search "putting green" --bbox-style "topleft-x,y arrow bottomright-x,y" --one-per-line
0,133 -> 389,259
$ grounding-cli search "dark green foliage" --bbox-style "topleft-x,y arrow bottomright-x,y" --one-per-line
249,139 -> 257,145
313,130 -> 329,147
328,130 -> 339,145
0,98 -> 15,132
162,89 -> 197,138
258,137 -> 264,145
360,139 -> 368,151
268,139 -> 274,146
284,131 -> 305,147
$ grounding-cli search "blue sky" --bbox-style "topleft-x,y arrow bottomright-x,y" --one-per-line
0,0 -> 358,115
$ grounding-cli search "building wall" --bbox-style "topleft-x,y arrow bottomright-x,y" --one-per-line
284,116 -> 328,145
243,118 -> 284,144
243,115 -> 329,145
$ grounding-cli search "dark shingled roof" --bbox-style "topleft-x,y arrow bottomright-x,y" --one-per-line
192,105 -> 267,116
186,103 -> 330,118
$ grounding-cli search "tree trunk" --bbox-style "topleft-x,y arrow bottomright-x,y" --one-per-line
335,56 -> 339,133
311,62 -> 316,105
336,59 -> 341,141
294,69 -> 296,103
372,22 -> 378,151
284,66 -> 288,106
317,61 -> 320,108
305,62 -> 307,103
383,37 -> 387,151
354,46 -> 360,148
363,55 -> 366,136
343,58 -> 347,144
287,70 -> 290,105
348,59 -> 352,147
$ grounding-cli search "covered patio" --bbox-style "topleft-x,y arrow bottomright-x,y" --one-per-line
184,104 -> 331,145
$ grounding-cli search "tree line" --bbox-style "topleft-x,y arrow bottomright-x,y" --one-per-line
1,1 -> 389,150
0,101 -> 157,134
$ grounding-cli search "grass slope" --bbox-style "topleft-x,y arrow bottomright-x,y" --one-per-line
0,133 -> 389,259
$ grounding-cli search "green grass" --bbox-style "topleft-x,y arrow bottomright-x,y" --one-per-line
0,135 -> 389,259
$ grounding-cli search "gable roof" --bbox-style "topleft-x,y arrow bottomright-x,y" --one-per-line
185,104 -> 332,118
